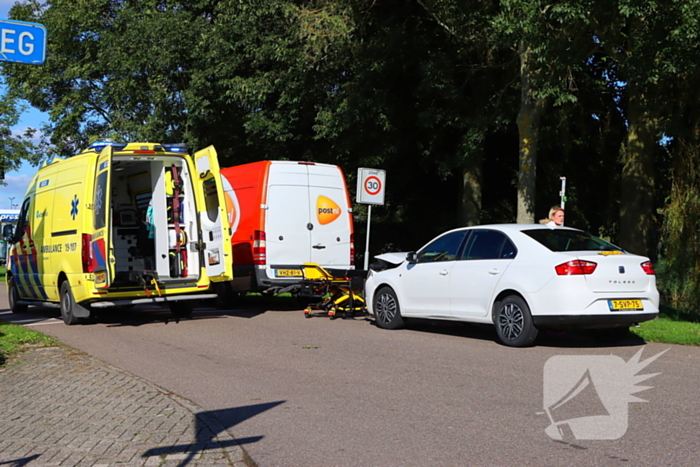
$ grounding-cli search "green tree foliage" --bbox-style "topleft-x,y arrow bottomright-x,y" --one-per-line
587,0 -> 700,255
0,90 -> 38,181
2,0 -> 218,156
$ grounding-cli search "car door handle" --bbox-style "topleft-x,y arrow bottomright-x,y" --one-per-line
439,269 -> 449,276
313,244 -> 326,250
489,268 -> 500,275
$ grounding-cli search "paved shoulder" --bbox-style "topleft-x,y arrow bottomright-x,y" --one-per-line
0,346 -> 254,467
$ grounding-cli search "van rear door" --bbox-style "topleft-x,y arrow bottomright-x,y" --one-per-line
265,163 -> 312,272
93,146 -> 115,288
193,146 -> 233,281
307,165 -> 353,268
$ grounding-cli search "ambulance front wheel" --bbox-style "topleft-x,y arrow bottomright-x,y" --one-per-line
60,281 -> 80,325
8,277 -> 28,314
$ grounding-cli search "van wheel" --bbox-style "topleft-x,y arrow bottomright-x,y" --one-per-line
60,281 -> 80,325
8,277 -> 28,313
170,301 -> 194,320
494,295 -> 538,347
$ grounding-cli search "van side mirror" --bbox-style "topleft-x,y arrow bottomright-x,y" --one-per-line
406,252 -> 417,264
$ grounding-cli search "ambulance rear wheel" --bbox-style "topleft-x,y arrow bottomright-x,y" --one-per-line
60,281 -> 80,326
8,277 -> 28,314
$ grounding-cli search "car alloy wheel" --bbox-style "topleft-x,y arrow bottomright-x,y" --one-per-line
494,295 -> 538,347
374,287 -> 404,330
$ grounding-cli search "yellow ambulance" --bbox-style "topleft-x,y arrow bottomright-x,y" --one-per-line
6,141 -> 232,324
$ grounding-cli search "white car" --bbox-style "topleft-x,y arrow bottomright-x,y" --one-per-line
364,224 -> 659,347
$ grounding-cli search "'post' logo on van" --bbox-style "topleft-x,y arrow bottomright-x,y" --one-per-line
316,196 -> 341,225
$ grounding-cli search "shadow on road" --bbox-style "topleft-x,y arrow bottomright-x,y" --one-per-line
143,401 -> 286,467
0,454 -> 41,466
395,318 -> 647,349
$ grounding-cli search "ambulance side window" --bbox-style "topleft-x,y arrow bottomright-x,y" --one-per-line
12,198 -> 31,242
94,171 -> 108,229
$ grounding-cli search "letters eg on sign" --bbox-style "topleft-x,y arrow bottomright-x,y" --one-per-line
0,19 -> 47,65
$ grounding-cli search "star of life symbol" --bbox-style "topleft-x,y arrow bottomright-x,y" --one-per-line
95,184 -> 103,217
70,195 -> 79,220
541,348 -> 668,440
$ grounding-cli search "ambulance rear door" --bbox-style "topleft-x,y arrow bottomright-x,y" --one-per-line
193,146 -> 233,281
92,146 -> 115,288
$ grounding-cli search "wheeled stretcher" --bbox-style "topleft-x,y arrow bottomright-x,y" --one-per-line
300,263 -> 368,319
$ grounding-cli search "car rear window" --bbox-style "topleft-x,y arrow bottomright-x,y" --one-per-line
522,229 -> 623,252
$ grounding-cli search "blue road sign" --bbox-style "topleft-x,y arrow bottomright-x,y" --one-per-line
0,19 -> 47,65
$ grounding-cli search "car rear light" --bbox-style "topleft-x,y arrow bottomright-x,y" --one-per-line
641,261 -> 655,275
253,230 -> 266,265
555,260 -> 597,275
82,234 -> 94,273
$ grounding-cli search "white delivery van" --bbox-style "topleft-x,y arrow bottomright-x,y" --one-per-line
219,160 -> 355,295
6,141 -> 232,324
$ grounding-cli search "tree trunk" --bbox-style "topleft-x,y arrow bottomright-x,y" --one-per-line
516,42 -> 546,224
619,84 -> 656,256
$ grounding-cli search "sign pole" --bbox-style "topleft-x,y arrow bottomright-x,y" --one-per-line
559,177 -> 567,210
364,205 -> 372,270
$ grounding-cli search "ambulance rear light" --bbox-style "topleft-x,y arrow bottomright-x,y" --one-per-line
350,233 -> 355,266
253,230 -> 267,265
82,234 -> 95,273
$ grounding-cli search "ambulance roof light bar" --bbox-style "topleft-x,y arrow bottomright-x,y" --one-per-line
162,143 -> 188,153
81,141 -> 188,154
83,140 -> 127,153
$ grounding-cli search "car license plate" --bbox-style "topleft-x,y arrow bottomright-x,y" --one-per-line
608,299 -> 643,311
275,269 -> 302,277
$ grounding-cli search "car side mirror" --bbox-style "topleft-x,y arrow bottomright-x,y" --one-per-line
406,252 -> 417,264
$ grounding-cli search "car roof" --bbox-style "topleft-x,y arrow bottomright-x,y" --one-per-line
447,223 -> 581,234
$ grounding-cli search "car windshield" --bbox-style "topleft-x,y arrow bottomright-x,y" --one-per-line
522,229 -> 623,252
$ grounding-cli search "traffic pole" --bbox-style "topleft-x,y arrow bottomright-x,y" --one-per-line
364,205 -> 372,270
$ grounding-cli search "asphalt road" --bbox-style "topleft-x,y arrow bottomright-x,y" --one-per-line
2,288 -> 699,467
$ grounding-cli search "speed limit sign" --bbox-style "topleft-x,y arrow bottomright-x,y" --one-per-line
357,168 -> 386,205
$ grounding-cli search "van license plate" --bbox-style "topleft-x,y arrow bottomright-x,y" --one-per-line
95,272 -> 106,284
275,269 -> 302,277
608,299 -> 643,311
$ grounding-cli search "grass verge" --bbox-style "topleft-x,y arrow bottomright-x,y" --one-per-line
630,305 -> 700,346
0,321 -> 60,367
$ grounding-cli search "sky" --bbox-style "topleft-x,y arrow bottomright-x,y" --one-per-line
1,1 -> 48,211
